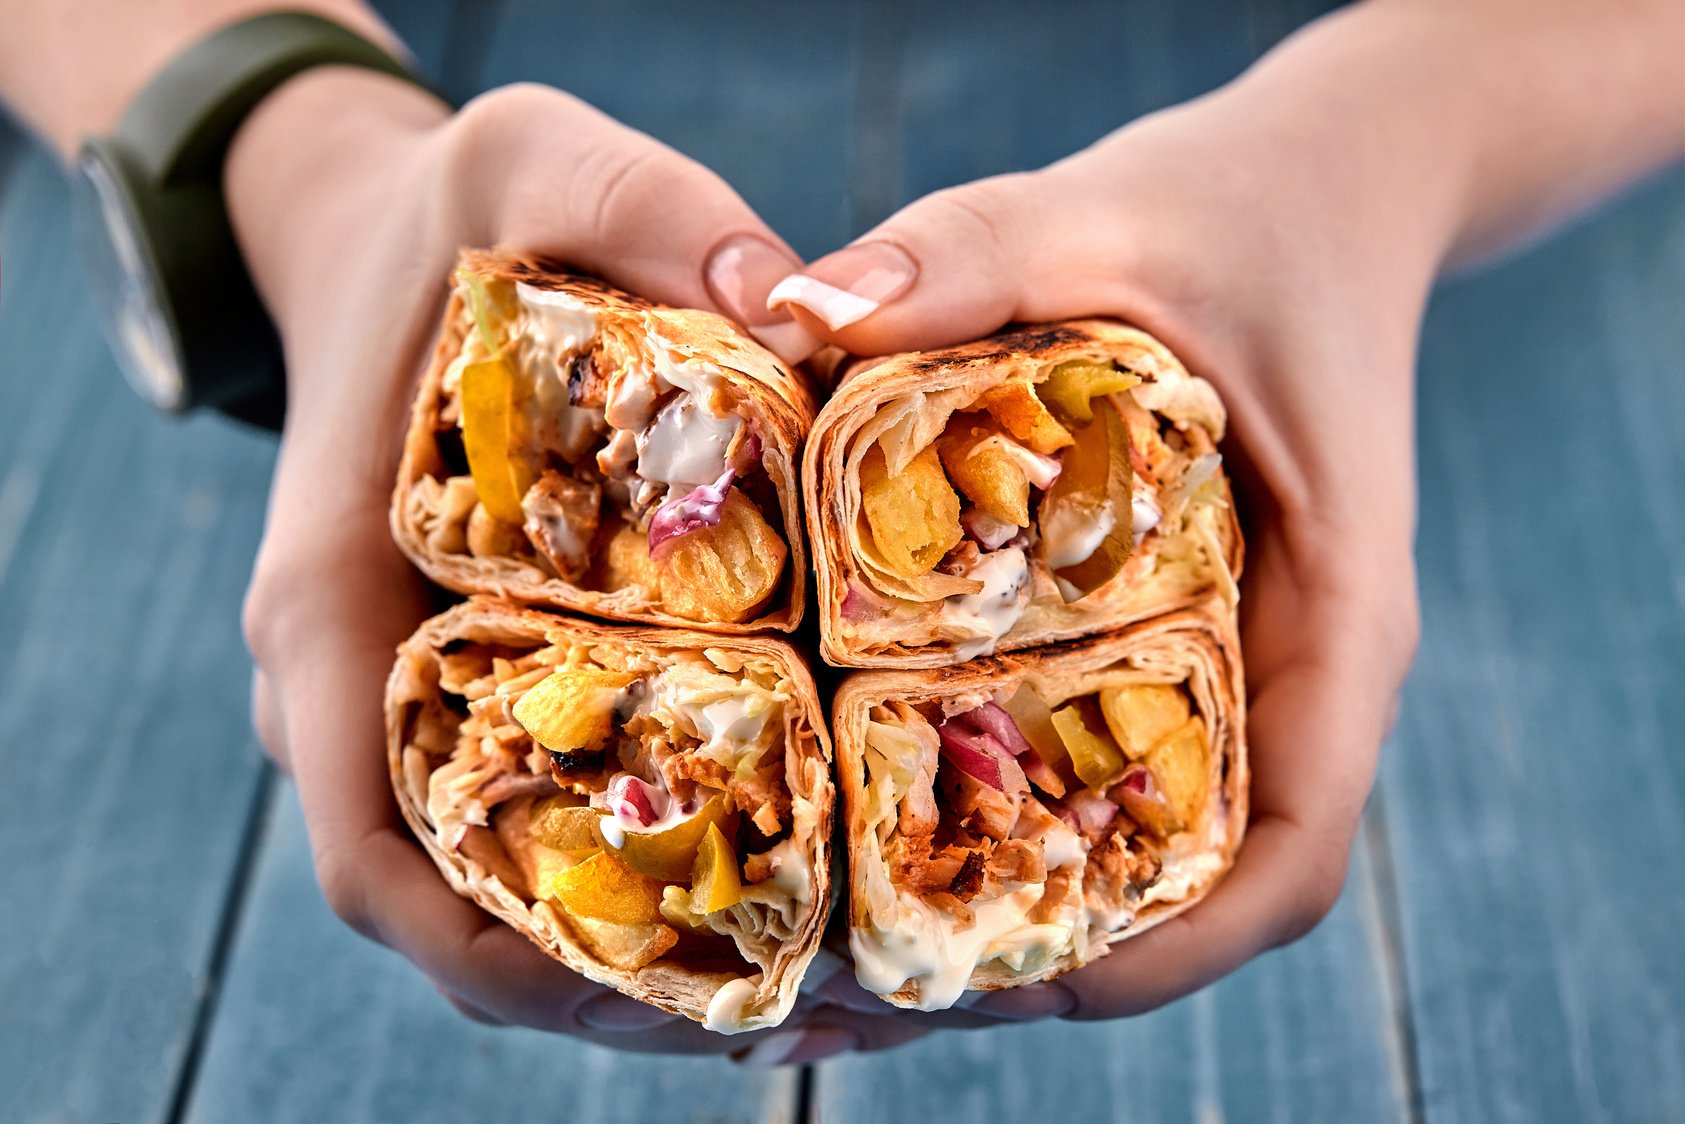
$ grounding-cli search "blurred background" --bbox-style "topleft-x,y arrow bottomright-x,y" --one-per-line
1,2 -> 1680,1121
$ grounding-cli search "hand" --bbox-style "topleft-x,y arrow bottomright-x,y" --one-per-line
231,69 -> 913,1061
777,86 -> 1425,1026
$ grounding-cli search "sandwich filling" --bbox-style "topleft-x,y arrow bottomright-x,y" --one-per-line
840,355 -> 1235,658
398,632 -> 820,1028
411,267 -> 790,624
850,668 -> 1225,1010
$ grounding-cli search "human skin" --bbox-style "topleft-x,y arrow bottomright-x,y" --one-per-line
2,0 -> 1681,1065
776,0 -> 1685,1037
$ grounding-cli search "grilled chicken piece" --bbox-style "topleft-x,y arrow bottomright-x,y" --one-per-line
522,471 -> 601,579
940,768 -> 1019,841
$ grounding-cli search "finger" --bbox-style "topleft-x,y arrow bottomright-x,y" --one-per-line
766,164 -> 1143,356
732,1010 -> 931,1067
445,84 -> 819,363
437,986 -> 508,1027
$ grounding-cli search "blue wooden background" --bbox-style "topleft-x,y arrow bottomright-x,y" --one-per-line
2,2 -> 1681,1121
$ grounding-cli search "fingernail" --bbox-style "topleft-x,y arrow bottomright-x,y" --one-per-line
704,234 -> 822,365
963,981 -> 1077,1021
748,319 -> 823,367
766,241 -> 917,331
576,992 -> 683,1031
736,1026 -> 861,1067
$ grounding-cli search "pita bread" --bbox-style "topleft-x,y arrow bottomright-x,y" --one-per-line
832,606 -> 1246,1009
393,250 -> 815,633
805,320 -> 1242,667
386,598 -> 835,1032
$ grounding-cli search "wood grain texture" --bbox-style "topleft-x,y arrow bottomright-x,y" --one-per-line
181,784 -> 797,1124
1383,167 -> 1685,1124
0,6 -> 463,1123
476,0 -> 867,261
0,146 -> 276,1124
814,831 -> 1410,1123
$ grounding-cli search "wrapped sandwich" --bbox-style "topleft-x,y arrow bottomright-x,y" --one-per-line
386,599 -> 834,1032
393,251 -> 815,633
833,609 -> 1245,1010
805,321 -> 1242,667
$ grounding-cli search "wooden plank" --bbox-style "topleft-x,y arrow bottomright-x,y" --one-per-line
179,8 -> 815,1124
1382,167 -> 1685,1124
0,146 -> 276,1124
181,783 -> 798,1124
0,8 -> 460,1122
815,832 -> 1409,1123
476,0 -> 868,260
819,3 -> 1408,1120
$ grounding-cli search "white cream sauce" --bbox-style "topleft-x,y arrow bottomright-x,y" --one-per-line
703,974 -> 764,1033
972,435 -> 1061,489
762,838 -> 812,904
637,395 -> 741,492
1042,502 -> 1115,570
515,283 -> 599,362
940,547 -> 1031,660
851,885 -> 1070,1011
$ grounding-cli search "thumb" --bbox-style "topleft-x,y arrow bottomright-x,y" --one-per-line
768,168 -> 1138,355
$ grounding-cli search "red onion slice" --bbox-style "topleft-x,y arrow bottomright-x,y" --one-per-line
647,468 -> 735,557
961,508 -> 1020,550
955,702 -> 1035,759
1056,789 -> 1119,833
937,721 -> 1028,795
603,773 -> 667,826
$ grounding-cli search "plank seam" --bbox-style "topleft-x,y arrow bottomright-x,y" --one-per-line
795,1062 -> 816,1124
1360,790 -> 1428,1124
162,762 -> 279,1124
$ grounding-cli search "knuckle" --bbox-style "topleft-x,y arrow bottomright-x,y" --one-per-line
1277,859 -> 1348,947
904,173 -> 1034,258
574,138 -> 727,253
451,82 -> 579,146
314,842 -> 380,942
241,547 -> 312,670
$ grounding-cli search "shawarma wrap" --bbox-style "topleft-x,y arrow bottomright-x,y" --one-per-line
805,321 -> 1242,667
393,250 -> 815,633
386,598 -> 834,1032
834,608 -> 1245,1010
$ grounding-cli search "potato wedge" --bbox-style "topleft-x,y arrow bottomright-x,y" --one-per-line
545,851 -> 666,925
569,914 -> 679,971
1144,717 -> 1210,830
976,380 -> 1074,454
531,799 -> 605,851
1099,684 -> 1192,761
657,490 -> 787,622
938,418 -> 1031,526
600,796 -> 736,881
860,442 -> 963,577
513,666 -> 635,755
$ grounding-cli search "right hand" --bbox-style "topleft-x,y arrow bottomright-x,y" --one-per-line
232,70 -> 910,1062
779,86 -> 1425,1028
